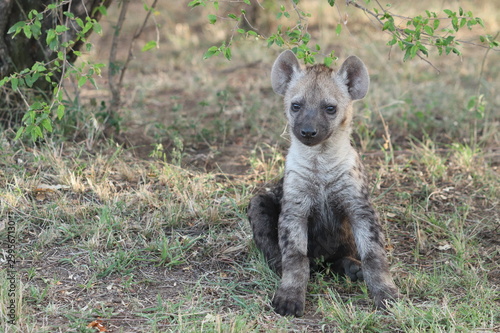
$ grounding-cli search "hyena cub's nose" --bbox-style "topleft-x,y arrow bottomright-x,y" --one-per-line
300,127 -> 317,138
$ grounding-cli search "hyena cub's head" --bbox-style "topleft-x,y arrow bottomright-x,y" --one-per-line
271,50 -> 369,146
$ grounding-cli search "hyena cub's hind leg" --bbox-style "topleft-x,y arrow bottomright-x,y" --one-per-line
331,257 -> 364,282
247,183 -> 283,274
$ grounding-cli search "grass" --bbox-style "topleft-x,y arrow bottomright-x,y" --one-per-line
1,1 -> 499,332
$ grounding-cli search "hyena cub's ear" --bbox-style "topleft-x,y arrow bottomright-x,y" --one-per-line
271,50 -> 301,96
337,56 -> 370,101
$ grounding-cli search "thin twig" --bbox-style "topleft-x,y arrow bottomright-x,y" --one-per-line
118,0 -> 159,88
473,31 -> 499,147
376,107 -> 394,166
108,0 -> 131,113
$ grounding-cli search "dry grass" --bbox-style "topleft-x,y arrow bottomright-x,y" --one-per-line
1,0 -> 499,332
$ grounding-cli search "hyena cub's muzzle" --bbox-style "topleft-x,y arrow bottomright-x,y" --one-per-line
291,107 -> 332,146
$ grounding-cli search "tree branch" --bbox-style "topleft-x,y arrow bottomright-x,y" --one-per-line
118,0 -> 159,88
108,0 -> 130,114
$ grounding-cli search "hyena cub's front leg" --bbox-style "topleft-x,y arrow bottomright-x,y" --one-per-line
248,183 -> 310,317
346,174 -> 400,308
271,196 -> 310,317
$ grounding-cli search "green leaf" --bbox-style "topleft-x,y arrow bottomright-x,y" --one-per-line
324,56 -> 333,67
78,76 -> 87,88
93,22 -> 102,34
31,21 -> 42,38
208,14 -> 217,24
328,0 -> 335,6
97,5 -> 107,15
63,11 -> 75,19
335,23 -> 342,35
41,119 -> 53,132
224,46 -> 232,61
46,30 -> 56,44
76,18 -> 84,28
14,126 -> 25,140
302,33 -> 311,44
443,9 -> 454,17
55,25 -> 69,33
24,74 -> 36,88
188,0 -> 204,7
7,21 -> 26,35
11,77 -> 19,91
35,126 -> 43,139
423,25 -> 434,35
419,44 -> 429,56
203,46 -> 220,59
23,25 -> 32,39
382,19 -> 395,32
433,19 -> 440,30
141,40 -> 157,52
452,16 -> 458,31
57,104 -> 65,120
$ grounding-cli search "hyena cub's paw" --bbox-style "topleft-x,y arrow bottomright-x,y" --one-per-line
373,286 -> 401,310
336,257 -> 364,282
272,286 -> 306,317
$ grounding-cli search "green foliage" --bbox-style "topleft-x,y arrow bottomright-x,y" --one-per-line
381,7 -> 487,60
192,0 -> 498,65
0,2 -> 107,141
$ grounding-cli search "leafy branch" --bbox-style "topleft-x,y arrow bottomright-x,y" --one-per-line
192,0 -> 499,70
0,2 -> 106,141
346,0 -> 498,66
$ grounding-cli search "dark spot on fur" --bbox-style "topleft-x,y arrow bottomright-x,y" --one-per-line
370,234 -> 383,247
280,231 -> 289,243
369,224 -> 381,234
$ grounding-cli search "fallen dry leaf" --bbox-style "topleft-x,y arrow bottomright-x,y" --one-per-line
87,319 -> 108,332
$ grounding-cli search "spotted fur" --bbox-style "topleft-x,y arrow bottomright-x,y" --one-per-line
248,50 -> 400,317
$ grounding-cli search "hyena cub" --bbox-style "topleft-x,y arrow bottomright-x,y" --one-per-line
247,50 -> 400,317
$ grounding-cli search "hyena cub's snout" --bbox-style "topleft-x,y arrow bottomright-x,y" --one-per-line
298,122 -> 317,139
292,108 -> 332,146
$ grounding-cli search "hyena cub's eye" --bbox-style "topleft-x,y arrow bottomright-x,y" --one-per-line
291,103 -> 301,112
325,105 -> 337,114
